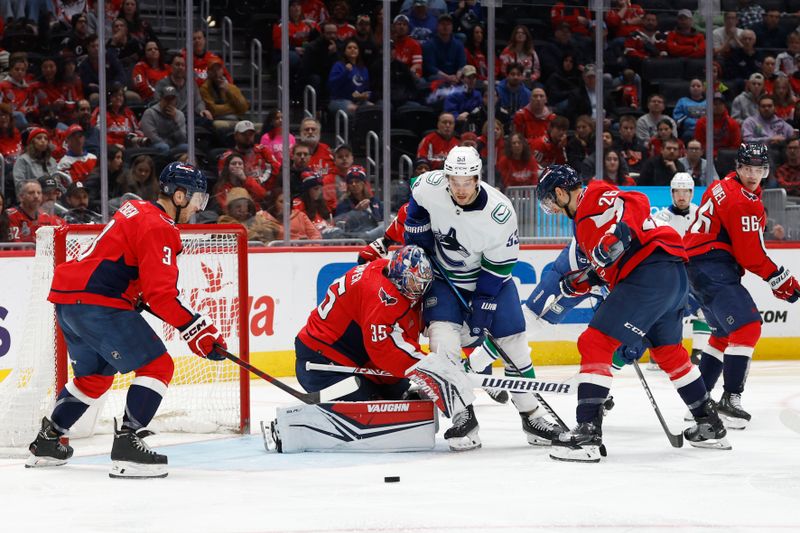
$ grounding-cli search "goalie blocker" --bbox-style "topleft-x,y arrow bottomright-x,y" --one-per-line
264,400 -> 438,453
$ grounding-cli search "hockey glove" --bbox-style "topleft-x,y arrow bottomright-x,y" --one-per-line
467,295 -> 497,337
767,267 -> 800,303
180,314 -> 227,361
614,344 -> 647,366
591,221 -> 632,268
559,268 -> 603,298
406,352 -> 476,418
404,218 -> 435,254
357,236 -> 393,264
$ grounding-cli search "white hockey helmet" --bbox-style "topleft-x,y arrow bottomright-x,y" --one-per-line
670,172 -> 694,192
444,146 -> 482,178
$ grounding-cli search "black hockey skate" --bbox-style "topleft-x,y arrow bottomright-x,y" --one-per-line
486,388 -> 509,404
26,417 -> 73,468
109,419 -> 168,479
520,407 -> 562,446
716,391 -> 751,430
684,400 -> 732,450
444,405 -> 481,451
549,421 -> 606,463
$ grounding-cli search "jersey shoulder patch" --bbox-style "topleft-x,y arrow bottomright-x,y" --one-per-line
491,203 -> 512,224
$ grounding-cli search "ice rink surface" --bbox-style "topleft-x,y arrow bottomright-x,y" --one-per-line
1,360 -> 799,533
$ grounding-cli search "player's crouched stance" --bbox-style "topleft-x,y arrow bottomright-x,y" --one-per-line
286,245 -> 477,453
536,165 -> 729,463
27,162 -> 227,478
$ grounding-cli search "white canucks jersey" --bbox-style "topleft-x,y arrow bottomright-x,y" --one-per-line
653,204 -> 698,237
410,170 -> 518,291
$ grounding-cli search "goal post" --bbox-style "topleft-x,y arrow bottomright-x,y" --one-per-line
0,224 -> 250,451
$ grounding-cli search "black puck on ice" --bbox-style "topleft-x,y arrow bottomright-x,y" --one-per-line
384,476 -> 400,483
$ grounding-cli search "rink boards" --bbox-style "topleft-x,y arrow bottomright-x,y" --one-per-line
1,244 -> 798,381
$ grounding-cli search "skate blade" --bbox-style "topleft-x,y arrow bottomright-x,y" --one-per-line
525,433 -> 552,446
109,460 -> 168,479
719,414 -> 749,430
25,455 -> 67,468
549,444 -> 602,463
688,437 -> 732,451
447,430 -> 482,452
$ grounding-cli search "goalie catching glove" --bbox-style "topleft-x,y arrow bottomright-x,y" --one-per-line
766,267 -> 800,303
357,236 -> 394,264
405,352 -> 476,418
592,221 -> 632,268
180,314 -> 227,360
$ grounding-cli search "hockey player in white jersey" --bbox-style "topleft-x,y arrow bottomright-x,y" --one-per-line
653,172 -> 711,367
404,145 -> 562,451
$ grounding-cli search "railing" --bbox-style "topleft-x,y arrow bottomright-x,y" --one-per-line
0,242 -> 35,250
334,109 -> 348,147
763,188 -> 788,230
304,85 -> 317,119
266,238 -> 367,247
222,16 -> 234,79
200,0 -> 210,39
249,38 -> 263,118
505,186 -> 573,243
398,154 -> 413,183
365,131 -> 380,195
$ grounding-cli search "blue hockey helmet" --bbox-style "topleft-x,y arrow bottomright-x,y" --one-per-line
159,161 -> 209,210
386,245 -> 433,301
537,165 -> 582,215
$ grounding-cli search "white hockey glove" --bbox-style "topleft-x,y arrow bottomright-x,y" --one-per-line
406,352 -> 476,418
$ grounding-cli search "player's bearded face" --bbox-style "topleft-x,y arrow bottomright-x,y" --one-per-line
541,187 -> 575,218
672,189 -> 692,210
447,175 -> 479,206
737,164 -> 767,192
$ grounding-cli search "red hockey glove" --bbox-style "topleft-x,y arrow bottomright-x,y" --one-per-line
559,268 -> 603,298
767,267 -> 800,303
357,236 -> 392,264
180,314 -> 227,360
591,221 -> 632,268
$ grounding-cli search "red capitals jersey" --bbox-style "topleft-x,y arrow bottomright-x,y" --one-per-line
417,132 -> 459,169
385,203 -> 409,244
184,50 -> 233,87
308,142 -> 335,176
513,107 -> 555,141
574,181 -> 686,288
529,135 -> 567,166
132,61 -> 171,100
217,146 -> 280,193
272,19 -> 316,49
91,107 -> 140,147
6,208 -> 63,243
0,129 -> 22,160
57,152 -> 98,184
48,201 -> 195,330
297,259 -> 424,379
497,156 -> 540,188
683,174 -> 779,280
0,79 -> 35,115
393,36 -> 423,78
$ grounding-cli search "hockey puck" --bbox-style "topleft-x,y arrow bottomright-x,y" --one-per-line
384,476 -> 400,483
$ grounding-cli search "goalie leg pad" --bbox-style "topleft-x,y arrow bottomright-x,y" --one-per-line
426,321 -> 464,366
407,352 -> 476,417
270,401 -> 437,453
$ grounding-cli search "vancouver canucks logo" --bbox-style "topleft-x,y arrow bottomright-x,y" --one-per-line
434,227 -> 469,267
491,204 -> 511,224
379,287 -> 398,306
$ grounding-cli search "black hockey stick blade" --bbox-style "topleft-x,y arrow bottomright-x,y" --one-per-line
216,345 -> 358,404
632,361 -> 684,448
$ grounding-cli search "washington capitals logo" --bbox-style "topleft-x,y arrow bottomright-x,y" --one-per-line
201,262 -> 232,293
379,287 -> 398,306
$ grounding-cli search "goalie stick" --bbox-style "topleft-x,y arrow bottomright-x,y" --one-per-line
304,362 -> 575,395
428,256 -> 570,430
632,360 -> 684,448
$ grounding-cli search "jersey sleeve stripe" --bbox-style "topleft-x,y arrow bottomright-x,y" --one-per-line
480,256 -> 515,277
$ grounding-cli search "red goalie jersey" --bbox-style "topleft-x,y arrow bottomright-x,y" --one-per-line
574,180 -> 686,288
48,201 -> 195,330
297,259 -> 425,380
683,173 -> 779,279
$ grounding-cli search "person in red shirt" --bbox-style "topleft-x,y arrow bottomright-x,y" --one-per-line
417,112 -> 459,169
6,179 -> 62,242
0,53 -> 35,128
684,142 -> 800,429
184,30 -> 232,88
293,170 -> 335,235
272,0 -> 317,70
529,115 -> 569,167
56,124 -> 98,184
537,165 -> 729,462
0,103 -> 22,167
605,0 -> 644,39
392,14 -> 423,79
300,0 -> 329,24
328,0 -> 357,41
694,93 -> 742,156
322,143 -> 354,212
132,40 -> 171,102
217,120 -> 280,193
211,152 -> 268,214
512,87 -> 555,141
91,83 -> 145,148
27,162 -> 226,478
497,132 -> 539,189
666,9 -> 706,59
551,1 -> 593,37
299,117 -> 335,176
464,23 -> 488,81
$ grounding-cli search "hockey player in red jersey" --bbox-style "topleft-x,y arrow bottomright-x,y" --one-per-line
537,165 -> 729,462
27,162 -> 227,478
295,246 -> 475,426
684,142 -> 800,429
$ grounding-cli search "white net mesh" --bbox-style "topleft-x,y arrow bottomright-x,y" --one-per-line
0,225 -> 246,452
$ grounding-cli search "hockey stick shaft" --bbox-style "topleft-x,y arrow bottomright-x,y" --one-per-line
428,256 -> 570,429
304,361 -> 575,395
632,361 -> 684,448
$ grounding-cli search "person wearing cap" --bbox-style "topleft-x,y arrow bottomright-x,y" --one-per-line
57,124 -> 98,184
6,179 -> 63,242
666,9 -> 705,59
414,157 -> 431,176
443,65 -> 482,129
392,14 -> 424,78
422,12 -> 466,83
694,93 -> 742,157
322,143 -> 355,212
217,120 -> 280,190
406,0 -> 438,42
12,128 -> 57,195
217,187 -> 280,245
140,85 -> 188,153
417,112 -> 459,169
62,182 -> 102,225
334,166 -> 383,225
732,72 -> 765,123
39,175 -> 64,208
328,38 -> 373,116
200,61 -> 250,120
499,25 -> 541,85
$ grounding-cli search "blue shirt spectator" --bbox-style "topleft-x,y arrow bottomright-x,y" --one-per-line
423,14 -> 466,81
496,65 -> 532,117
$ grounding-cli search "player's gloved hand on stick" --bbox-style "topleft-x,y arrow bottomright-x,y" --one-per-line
615,344 -> 647,365
559,267 -> 603,298
467,295 -> 497,337
180,314 -> 227,360
357,236 -> 392,264
767,267 -> 800,303
404,217 -> 435,254
592,221 -> 632,268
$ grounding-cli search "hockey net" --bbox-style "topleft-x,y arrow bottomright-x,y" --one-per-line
0,224 -> 250,451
